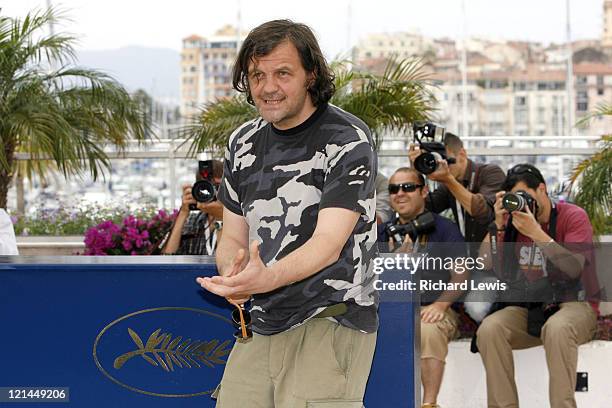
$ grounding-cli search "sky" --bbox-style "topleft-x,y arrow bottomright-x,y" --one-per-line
2,0 -> 608,58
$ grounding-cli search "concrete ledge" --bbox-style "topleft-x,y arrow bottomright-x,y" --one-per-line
437,339 -> 612,408
16,236 -> 85,256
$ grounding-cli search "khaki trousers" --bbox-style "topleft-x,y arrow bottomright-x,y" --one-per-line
421,308 -> 459,362
215,318 -> 377,408
476,302 -> 597,408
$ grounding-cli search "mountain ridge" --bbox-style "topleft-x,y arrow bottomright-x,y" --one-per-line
76,46 -> 180,101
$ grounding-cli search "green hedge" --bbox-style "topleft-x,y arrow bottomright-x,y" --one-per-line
12,204 -> 167,236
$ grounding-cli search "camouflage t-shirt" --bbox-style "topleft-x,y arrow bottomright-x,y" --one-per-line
217,103 -> 379,335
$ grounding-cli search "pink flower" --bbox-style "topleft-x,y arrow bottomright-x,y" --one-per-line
83,209 -> 177,256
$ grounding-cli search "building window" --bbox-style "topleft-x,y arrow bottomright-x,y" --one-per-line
515,96 -> 527,106
514,110 -> 528,124
577,91 -> 588,101
513,82 -> 527,91
552,81 -> 565,90
597,88 -> 604,96
596,75 -> 604,86
576,76 -> 587,85
576,91 -> 588,112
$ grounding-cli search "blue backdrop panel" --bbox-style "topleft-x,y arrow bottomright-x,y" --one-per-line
0,257 -> 415,407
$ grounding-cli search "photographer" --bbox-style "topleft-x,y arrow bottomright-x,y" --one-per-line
378,167 -> 466,408
409,132 -> 505,244
162,160 -> 223,256
476,163 -> 599,408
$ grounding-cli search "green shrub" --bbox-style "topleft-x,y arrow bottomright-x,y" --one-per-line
12,204 -> 167,236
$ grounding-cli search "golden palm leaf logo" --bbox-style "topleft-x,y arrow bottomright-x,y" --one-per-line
113,328 -> 231,372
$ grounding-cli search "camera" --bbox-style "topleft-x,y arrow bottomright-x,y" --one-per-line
189,160 -> 217,210
501,190 -> 537,214
386,211 -> 436,244
412,121 -> 456,175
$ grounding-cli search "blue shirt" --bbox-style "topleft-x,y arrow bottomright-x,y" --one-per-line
378,212 -> 466,304
377,212 -> 464,245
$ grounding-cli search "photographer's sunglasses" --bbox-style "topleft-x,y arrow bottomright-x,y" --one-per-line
508,164 -> 545,184
231,303 -> 253,343
388,183 -> 424,194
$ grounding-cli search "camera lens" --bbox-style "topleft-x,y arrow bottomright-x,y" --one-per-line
414,152 -> 439,175
501,192 -> 526,212
191,180 -> 216,203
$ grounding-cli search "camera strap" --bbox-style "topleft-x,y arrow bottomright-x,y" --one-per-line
467,164 -> 477,193
548,200 -> 558,241
455,200 -> 466,237
454,165 -> 477,238
203,217 -> 218,256
542,201 -> 557,278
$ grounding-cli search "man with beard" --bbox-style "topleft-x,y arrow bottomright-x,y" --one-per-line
197,20 -> 378,407
378,167 -> 466,408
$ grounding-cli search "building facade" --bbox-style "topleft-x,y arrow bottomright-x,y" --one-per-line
604,0 -> 612,48
353,20 -> 611,138
180,26 -> 244,118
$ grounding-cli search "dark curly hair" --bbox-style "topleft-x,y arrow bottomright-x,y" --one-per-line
232,19 -> 335,106
502,163 -> 546,191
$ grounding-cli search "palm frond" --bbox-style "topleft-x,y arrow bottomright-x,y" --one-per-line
576,103 -> 612,129
332,56 -> 436,146
179,96 -> 257,155
570,133 -> 612,236
0,7 -> 149,208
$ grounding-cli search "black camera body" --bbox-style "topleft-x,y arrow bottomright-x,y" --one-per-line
412,121 -> 456,175
386,211 -> 436,244
189,160 -> 217,211
502,190 -> 538,214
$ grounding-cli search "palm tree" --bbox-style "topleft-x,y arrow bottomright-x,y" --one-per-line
0,8 -> 149,210
570,103 -> 612,236
181,57 -> 435,156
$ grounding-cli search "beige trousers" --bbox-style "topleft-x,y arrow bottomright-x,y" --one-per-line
476,302 -> 597,408
421,308 -> 460,362
215,318 -> 377,408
